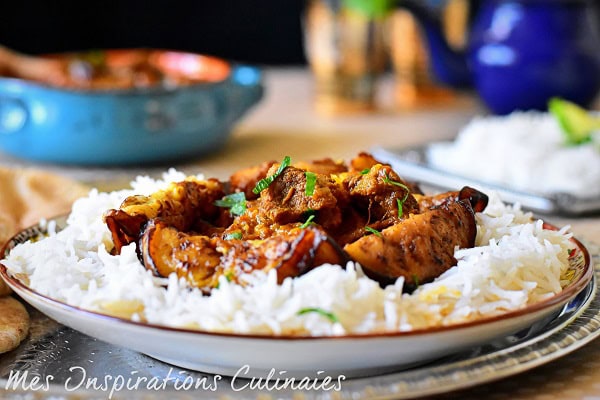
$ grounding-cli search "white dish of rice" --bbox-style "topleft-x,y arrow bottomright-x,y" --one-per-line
373,112 -> 600,215
0,170 -> 592,378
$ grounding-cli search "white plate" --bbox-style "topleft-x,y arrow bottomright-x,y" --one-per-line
0,217 -> 593,379
371,145 -> 600,215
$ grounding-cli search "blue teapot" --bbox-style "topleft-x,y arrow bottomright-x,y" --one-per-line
399,0 -> 600,114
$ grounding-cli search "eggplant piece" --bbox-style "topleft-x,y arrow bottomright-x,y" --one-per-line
139,220 -> 348,291
140,219 -> 223,289
344,200 -> 477,289
418,186 -> 488,213
104,178 -> 225,253
220,225 -> 348,283
458,186 -> 488,213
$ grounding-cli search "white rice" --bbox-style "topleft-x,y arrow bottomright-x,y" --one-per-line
427,112 -> 600,198
3,171 -> 575,336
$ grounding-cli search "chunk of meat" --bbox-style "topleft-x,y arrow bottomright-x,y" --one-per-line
345,164 -> 419,230
293,157 -> 348,175
229,160 -> 276,200
350,152 -> 423,194
350,152 -> 387,172
104,177 -> 225,253
344,200 -> 477,289
139,220 -> 347,291
260,165 -> 349,231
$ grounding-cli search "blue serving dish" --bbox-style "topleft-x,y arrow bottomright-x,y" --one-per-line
0,50 -> 263,165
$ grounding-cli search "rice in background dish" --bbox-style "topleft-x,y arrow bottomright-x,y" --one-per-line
2,172 -> 575,336
427,112 -> 600,198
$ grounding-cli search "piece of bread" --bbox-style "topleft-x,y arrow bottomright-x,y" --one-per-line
0,296 -> 30,354
0,168 -> 88,296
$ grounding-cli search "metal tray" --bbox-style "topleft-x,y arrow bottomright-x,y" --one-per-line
371,145 -> 600,216
1,245 -> 599,400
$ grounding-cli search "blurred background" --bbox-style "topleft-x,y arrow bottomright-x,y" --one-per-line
0,0 -> 307,65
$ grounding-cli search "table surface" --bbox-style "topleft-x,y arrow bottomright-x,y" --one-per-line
1,68 -> 600,399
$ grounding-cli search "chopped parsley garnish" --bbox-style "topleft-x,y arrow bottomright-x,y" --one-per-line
224,232 -> 243,240
297,307 -> 340,323
382,173 -> 410,192
365,226 -> 382,237
252,156 -> 291,194
360,168 -> 371,175
214,192 -> 247,216
382,173 -> 410,218
396,191 -> 410,218
396,198 -> 404,218
412,274 -> 420,288
300,214 -> 316,229
305,171 -> 317,196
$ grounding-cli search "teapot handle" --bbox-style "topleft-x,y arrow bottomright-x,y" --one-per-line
396,0 -> 472,88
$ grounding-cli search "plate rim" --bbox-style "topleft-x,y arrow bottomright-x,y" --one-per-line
0,214 -> 593,342
352,270 -> 600,399
0,265 -> 597,400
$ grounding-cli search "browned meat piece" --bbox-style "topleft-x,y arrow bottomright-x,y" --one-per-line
230,160 -> 276,200
418,186 -> 488,213
328,207 -> 369,247
139,220 -> 347,291
344,199 -> 477,288
350,152 -> 388,172
293,158 -> 348,175
104,177 -> 226,253
350,152 -> 423,194
222,201 -> 294,240
260,165 -> 350,231
230,158 -> 347,201
103,152 -> 491,294
345,164 -> 419,230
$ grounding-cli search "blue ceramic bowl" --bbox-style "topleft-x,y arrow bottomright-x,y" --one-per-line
0,50 -> 263,165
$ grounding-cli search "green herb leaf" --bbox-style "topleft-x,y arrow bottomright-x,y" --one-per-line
360,168 -> 371,175
412,274 -> 420,288
297,307 -> 340,323
214,192 -> 247,216
224,232 -> 243,240
252,156 -> 292,195
382,173 -> 410,192
305,171 -> 317,197
365,226 -> 382,237
300,214 -> 316,229
383,173 -> 411,219
396,190 -> 409,218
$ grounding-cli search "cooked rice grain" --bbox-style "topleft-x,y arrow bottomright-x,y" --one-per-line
2,171 -> 574,336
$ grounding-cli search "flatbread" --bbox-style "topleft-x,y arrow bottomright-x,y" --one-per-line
0,168 -> 88,296
0,296 -> 30,353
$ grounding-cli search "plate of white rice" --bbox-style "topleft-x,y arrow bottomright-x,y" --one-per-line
372,111 -> 600,215
0,170 -> 593,378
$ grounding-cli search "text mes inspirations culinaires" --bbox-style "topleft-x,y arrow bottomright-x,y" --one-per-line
5,365 -> 346,398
